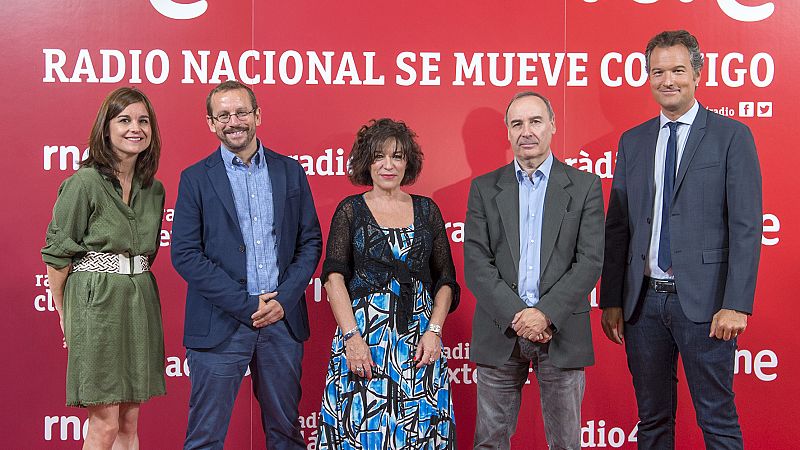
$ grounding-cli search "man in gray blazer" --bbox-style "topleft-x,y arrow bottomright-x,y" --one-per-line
600,30 -> 762,450
465,92 -> 604,450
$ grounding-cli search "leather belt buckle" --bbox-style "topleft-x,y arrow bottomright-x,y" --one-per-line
649,278 -> 677,293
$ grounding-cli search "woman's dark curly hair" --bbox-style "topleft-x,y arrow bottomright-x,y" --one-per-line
348,118 -> 424,186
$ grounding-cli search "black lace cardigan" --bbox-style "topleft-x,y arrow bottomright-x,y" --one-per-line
321,194 -> 460,332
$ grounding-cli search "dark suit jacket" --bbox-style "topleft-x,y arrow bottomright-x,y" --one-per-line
601,105 -> 762,322
465,157 -> 604,369
171,146 -> 322,349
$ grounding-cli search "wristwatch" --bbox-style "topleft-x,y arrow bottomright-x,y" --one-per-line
343,326 -> 360,341
427,323 -> 442,336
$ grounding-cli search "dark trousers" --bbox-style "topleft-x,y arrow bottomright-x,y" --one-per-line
474,340 -> 585,450
184,321 -> 305,450
625,286 -> 743,450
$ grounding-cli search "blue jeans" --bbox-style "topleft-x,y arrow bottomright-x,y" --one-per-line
184,321 -> 305,450
625,286 -> 743,450
474,340 -> 585,450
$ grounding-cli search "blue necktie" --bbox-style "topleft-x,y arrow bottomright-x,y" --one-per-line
658,122 -> 679,272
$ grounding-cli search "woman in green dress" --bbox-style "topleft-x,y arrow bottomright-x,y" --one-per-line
42,87 -> 166,449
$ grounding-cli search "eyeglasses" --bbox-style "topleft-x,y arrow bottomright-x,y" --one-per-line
209,108 -> 257,124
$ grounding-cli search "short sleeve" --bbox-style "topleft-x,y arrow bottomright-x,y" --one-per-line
321,198 -> 355,284
41,174 -> 91,269
427,198 -> 461,312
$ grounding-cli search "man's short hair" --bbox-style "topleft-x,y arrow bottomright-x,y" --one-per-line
645,30 -> 704,75
504,91 -> 555,124
206,80 -> 259,116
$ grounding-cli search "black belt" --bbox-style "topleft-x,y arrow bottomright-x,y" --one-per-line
646,277 -> 677,293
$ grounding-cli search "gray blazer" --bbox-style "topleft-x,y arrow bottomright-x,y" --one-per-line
601,105 -> 762,322
465,157 -> 604,369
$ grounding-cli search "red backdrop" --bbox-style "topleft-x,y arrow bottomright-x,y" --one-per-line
3,1 -> 796,448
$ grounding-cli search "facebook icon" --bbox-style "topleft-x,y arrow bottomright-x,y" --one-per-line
739,101 -> 755,117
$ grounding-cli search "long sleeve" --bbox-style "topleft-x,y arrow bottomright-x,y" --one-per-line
427,198 -> 460,312
535,175 -> 605,331
722,124 -> 762,314
600,134 -> 631,309
321,197 -> 355,284
273,167 -> 323,313
42,174 -> 91,269
464,179 -> 527,330
171,170 -> 259,326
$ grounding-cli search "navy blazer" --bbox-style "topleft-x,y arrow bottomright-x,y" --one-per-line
171,145 -> 322,349
601,105 -> 762,322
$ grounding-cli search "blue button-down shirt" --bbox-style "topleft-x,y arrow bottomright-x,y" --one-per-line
221,143 -> 279,295
516,153 -> 553,307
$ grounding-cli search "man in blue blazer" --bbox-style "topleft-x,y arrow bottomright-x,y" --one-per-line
172,80 -> 322,450
600,31 -> 762,449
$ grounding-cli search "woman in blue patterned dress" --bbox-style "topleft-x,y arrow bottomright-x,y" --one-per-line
318,118 -> 460,449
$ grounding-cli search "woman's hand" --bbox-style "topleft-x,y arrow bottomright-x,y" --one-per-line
415,331 -> 442,369
46,265 -> 69,349
57,308 -> 66,349
345,335 -> 375,379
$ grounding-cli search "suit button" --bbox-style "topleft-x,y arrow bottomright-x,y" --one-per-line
511,283 -> 517,289
239,278 -> 246,285
641,254 -> 646,260
646,217 -> 651,224
238,245 -> 245,253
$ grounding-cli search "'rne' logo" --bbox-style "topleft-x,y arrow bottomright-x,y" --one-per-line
583,0 -> 774,23
152,0 -> 774,23
717,0 -> 774,22
150,0 -> 208,20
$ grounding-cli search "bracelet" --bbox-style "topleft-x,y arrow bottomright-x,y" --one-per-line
342,326 -> 360,341
427,323 -> 442,336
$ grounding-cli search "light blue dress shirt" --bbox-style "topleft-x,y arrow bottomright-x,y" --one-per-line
516,153 -> 553,307
647,100 -> 699,279
221,143 -> 279,295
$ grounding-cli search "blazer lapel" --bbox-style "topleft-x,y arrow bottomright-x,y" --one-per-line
265,148 -> 286,253
673,105 -> 708,201
495,163 -> 520,273
540,159 -> 570,273
205,149 -> 240,229
642,118 -> 661,212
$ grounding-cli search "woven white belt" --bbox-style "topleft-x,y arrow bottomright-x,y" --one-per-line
72,251 -> 150,275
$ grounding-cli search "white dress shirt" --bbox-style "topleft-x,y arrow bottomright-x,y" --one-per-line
646,100 -> 699,279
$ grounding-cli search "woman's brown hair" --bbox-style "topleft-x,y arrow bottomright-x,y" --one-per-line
81,87 -> 161,187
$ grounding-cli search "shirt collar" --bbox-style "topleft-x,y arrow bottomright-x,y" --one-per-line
220,139 -> 264,169
660,99 -> 699,128
514,152 -> 553,184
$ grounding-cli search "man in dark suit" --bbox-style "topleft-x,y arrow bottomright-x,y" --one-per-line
172,80 -> 322,450
465,92 -> 604,450
600,30 -> 762,449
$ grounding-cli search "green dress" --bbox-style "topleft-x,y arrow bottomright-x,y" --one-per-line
42,167 -> 166,407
